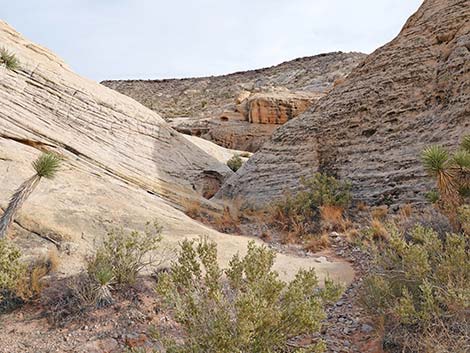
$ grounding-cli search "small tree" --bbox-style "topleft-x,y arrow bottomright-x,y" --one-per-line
0,153 -> 61,238
156,239 -> 342,352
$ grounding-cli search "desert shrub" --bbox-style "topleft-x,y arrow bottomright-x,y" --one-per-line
0,239 -> 26,301
360,225 -> 470,352
44,273 -> 97,326
1,241 -> 59,313
227,155 -> 243,172
270,173 -> 351,238
0,47 -> 20,71
88,221 -> 163,287
156,239 -> 342,353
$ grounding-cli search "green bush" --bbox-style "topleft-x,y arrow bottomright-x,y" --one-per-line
156,239 -> 342,353
360,225 -> 469,352
0,239 -> 26,301
0,47 -> 20,71
227,155 -> 243,172
88,221 -> 163,287
271,173 -> 352,237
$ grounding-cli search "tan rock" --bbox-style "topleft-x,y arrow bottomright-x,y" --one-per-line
216,0 -> 470,207
236,90 -> 251,104
245,91 -> 323,124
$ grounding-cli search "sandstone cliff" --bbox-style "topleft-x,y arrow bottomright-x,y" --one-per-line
217,0 -> 470,207
0,21 -> 352,281
102,52 -> 366,151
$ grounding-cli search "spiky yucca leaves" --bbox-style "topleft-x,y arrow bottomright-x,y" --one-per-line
0,153 -> 60,238
421,145 -> 458,205
91,262 -> 115,308
461,135 -> 470,153
32,153 -> 61,179
0,47 -> 20,71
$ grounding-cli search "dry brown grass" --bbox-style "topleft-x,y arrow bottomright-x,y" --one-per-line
356,201 -> 369,211
398,203 -> 413,220
17,249 -> 60,299
369,218 -> 389,241
320,205 -> 352,232
303,232 -> 330,253
182,198 -> 203,219
213,200 -> 242,234
345,228 -> 361,243
371,206 -> 388,221
280,219 -> 310,244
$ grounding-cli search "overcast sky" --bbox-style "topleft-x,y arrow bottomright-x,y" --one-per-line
2,0 -> 423,81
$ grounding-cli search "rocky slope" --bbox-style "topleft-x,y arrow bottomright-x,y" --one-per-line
0,20 -> 353,282
102,52 -> 366,151
217,0 -> 470,207
102,52 -> 366,120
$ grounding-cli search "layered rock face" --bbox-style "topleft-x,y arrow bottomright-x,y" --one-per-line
0,21 -> 354,282
241,90 -> 322,124
217,0 -> 470,206
102,52 -> 366,151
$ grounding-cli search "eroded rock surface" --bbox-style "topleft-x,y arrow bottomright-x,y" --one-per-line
0,21 -> 353,282
241,90 -> 323,124
217,0 -> 470,207
102,52 -> 366,151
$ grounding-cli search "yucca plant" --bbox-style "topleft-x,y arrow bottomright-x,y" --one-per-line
421,145 -> 456,200
461,135 -> 470,153
0,153 -> 61,238
92,263 -> 115,308
0,47 -> 20,71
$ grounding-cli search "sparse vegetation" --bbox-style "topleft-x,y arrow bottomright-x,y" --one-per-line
0,241 -> 58,311
156,239 -> 343,352
0,152 -> 61,238
0,47 -> 20,71
87,221 -> 163,287
360,225 -> 470,352
227,154 -> 243,172
44,222 -> 163,325
270,173 -> 352,240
